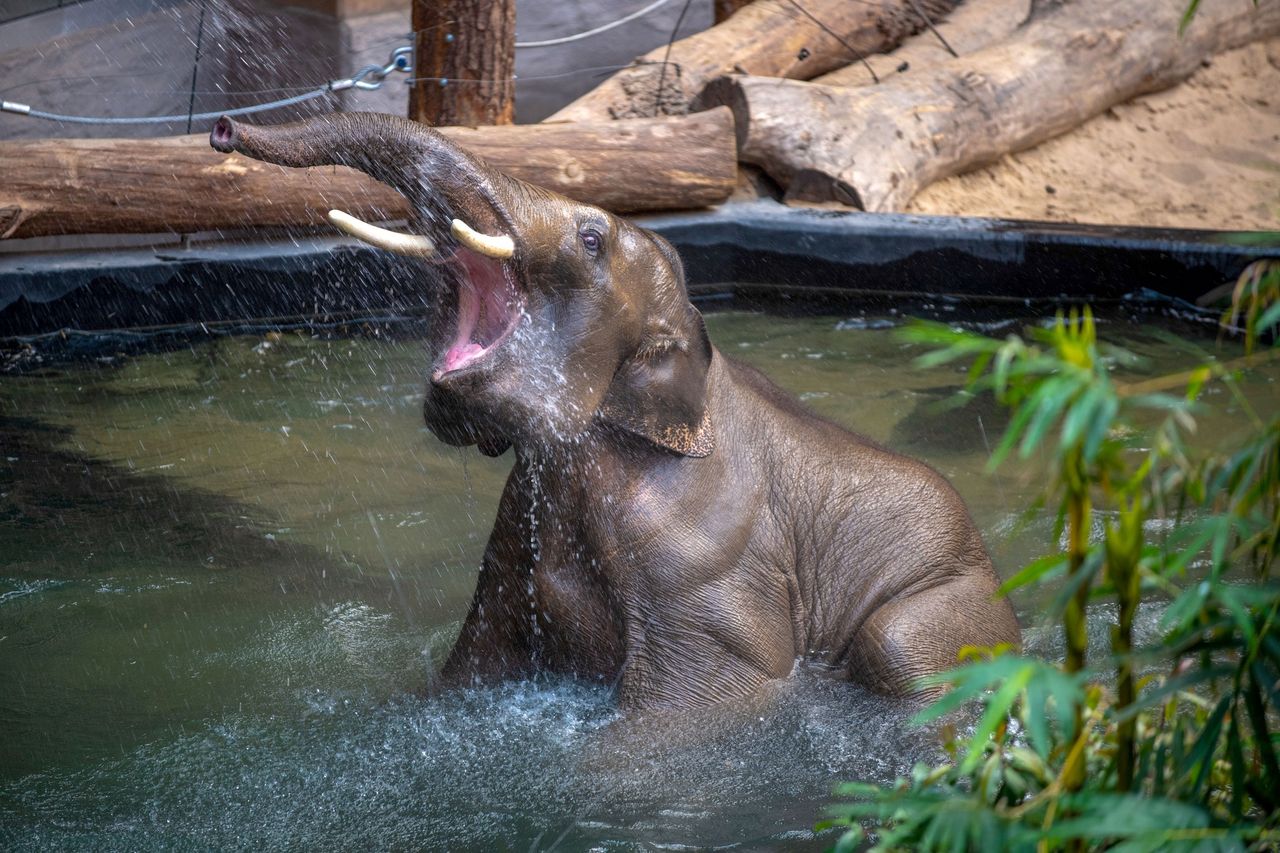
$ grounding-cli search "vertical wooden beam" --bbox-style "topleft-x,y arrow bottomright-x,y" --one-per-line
410,0 -> 516,126
714,0 -> 754,24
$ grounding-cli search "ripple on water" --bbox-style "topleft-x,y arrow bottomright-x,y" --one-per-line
0,578 -> 67,605
0,672 -> 947,851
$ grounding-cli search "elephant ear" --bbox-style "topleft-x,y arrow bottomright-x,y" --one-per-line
599,309 -> 715,458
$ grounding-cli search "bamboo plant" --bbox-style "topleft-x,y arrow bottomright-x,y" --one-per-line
822,261 -> 1280,851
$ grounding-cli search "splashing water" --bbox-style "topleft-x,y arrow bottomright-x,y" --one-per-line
1,311 -> 1276,849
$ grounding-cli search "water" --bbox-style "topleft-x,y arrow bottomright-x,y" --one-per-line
1,311 -> 1275,850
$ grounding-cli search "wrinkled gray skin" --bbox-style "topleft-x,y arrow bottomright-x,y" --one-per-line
212,112 -> 1020,710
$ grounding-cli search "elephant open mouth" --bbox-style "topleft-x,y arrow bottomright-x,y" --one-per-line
207,113 -> 526,381
310,191 -> 524,380
325,208 -> 525,380
440,248 -> 523,377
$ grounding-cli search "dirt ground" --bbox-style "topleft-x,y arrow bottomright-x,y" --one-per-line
904,37 -> 1280,232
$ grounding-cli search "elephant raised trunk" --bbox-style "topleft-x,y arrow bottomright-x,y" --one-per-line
209,112 -> 518,254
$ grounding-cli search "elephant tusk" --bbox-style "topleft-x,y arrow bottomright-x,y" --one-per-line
450,218 -> 515,260
327,209 -> 436,257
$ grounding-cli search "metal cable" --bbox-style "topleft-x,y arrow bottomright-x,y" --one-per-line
904,0 -> 958,58
1,46 -> 410,125
784,0 -> 879,84
6,87 -> 330,125
185,0 -> 210,132
1,0 -> 684,123
654,0 -> 695,116
514,0 -> 675,48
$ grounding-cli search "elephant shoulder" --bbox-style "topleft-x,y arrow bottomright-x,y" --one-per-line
716,355 -> 884,450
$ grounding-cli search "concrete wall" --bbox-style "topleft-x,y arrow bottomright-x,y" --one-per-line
0,0 -> 712,139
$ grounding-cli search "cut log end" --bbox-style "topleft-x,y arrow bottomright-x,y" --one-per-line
693,77 -> 750,154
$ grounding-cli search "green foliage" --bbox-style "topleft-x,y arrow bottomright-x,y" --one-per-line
824,264 -> 1280,851
1180,0 -> 1263,36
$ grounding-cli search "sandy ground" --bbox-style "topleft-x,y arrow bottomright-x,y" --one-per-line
904,37 -> 1280,231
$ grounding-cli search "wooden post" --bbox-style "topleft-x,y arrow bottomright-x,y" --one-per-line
410,0 -> 516,126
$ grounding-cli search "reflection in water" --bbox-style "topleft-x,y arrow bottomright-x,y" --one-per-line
1,312 -> 1275,849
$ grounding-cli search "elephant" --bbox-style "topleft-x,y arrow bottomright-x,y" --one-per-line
211,112 -> 1020,711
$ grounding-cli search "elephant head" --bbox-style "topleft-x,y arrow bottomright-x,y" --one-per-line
211,112 -> 713,458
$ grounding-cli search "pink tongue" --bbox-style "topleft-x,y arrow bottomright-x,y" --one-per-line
444,343 -> 485,372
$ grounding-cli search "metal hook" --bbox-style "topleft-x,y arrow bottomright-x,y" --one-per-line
330,46 -> 413,92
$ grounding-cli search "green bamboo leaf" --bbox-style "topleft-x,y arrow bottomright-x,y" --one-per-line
1226,712 -> 1246,820
1112,665 -> 1234,722
1043,665 -> 1086,745
1059,382 -> 1102,453
1213,585 -> 1257,646
1262,635 -> 1280,692
1213,581 -> 1280,606
833,826 -> 863,853
1021,676 -> 1051,759
1007,746 -> 1051,785
914,348 -> 974,370
961,665 -> 1034,774
1179,0 -> 1203,35
832,781 -> 885,798
1154,740 -> 1168,796
1186,694 -> 1231,796
1019,378 -> 1075,459
992,343 -> 1018,399
1256,299 -> 1280,336
909,685 -> 978,727
1159,521 -> 1219,579
1108,833 -> 1247,853
1048,548 -> 1104,619
1160,582 -> 1211,632
1125,392 -> 1197,413
1041,793 -> 1211,839
1083,390 -> 1119,463
997,553 -> 1068,596
989,397 -> 1038,470
966,350 -> 994,387
911,657 -> 1029,725
1245,662 -> 1280,801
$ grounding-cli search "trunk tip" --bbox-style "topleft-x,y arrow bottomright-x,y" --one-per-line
210,116 -> 238,153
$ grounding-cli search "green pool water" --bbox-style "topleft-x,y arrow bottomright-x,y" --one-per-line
1,310 -> 1275,850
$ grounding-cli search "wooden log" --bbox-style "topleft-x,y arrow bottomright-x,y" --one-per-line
814,0 -> 1031,88
0,108 -> 737,240
410,0 -> 516,126
545,0 -> 958,123
699,0 -> 1280,212
714,0 -> 755,25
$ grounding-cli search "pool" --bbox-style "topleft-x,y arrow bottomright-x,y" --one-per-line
2,305 -> 1275,849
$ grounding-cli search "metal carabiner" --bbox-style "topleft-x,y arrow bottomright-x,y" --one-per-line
329,45 -> 412,92
387,45 -> 413,77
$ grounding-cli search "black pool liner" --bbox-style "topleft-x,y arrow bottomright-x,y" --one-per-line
2,202 -> 1276,351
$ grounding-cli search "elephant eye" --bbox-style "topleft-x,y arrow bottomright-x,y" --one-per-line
580,228 -> 602,255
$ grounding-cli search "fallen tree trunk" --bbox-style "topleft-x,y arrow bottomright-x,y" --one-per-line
699,0 -> 1280,212
815,0 -> 1031,88
0,108 -> 737,239
545,0 -> 958,123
